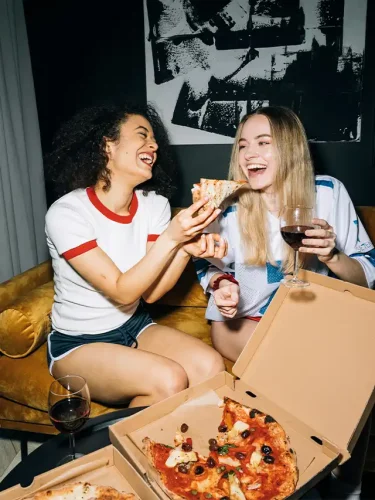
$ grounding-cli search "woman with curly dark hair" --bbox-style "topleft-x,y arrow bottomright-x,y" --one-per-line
45,102 -> 226,407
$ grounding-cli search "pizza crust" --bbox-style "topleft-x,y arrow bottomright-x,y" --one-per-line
23,481 -> 135,500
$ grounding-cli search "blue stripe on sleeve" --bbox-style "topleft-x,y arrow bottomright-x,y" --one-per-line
259,288 -> 278,315
315,179 -> 334,189
350,249 -> 375,267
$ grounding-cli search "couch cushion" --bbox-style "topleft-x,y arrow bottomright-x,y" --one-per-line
0,281 -> 54,358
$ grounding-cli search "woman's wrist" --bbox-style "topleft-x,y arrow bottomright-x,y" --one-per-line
212,273 -> 239,291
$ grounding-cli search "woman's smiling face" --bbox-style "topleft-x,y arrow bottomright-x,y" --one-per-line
238,114 -> 278,194
106,114 -> 158,183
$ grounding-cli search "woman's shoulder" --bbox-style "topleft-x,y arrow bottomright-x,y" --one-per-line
46,189 -> 88,223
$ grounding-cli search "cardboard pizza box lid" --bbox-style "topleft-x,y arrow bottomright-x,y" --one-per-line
233,270 -> 375,456
0,445 -> 159,500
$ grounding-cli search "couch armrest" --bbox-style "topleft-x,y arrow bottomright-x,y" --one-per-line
0,260 -> 53,313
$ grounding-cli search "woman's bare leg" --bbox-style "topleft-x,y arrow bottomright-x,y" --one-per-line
137,324 -> 225,386
210,318 -> 259,362
52,342 -> 188,407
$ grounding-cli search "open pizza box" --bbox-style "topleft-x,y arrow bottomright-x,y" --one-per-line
109,271 -> 375,499
0,445 -> 159,500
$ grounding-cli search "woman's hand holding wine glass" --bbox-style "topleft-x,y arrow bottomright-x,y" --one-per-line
48,375 -> 91,465
299,218 -> 338,263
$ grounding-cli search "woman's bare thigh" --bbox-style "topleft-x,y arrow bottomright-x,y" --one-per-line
211,318 -> 259,362
52,342 -> 188,406
137,324 -> 225,386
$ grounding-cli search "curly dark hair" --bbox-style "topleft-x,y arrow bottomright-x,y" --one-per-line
45,102 -> 177,200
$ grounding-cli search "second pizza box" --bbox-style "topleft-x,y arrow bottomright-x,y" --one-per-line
0,445 -> 159,500
109,271 -> 375,499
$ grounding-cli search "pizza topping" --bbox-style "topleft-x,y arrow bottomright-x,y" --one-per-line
208,438 -> 217,446
228,471 -> 247,500
218,424 -> 228,432
263,455 -> 275,464
178,464 -> 189,473
204,494 -> 213,498
194,465 -> 205,475
227,420 -> 250,440
246,482 -> 261,490
240,429 -> 251,439
165,448 -> 198,468
182,438 -> 193,451
218,456 -> 241,467
209,443 -> 219,452
180,423 -> 189,433
235,452 -> 246,460
191,489 -> 198,495
250,450 -> 263,467
206,456 -> 216,468
261,445 -> 272,455
220,497 -> 230,500
265,415 -> 276,424
249,409 -> 260,418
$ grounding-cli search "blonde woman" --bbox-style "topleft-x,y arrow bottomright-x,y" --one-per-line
195,106 -> 374,499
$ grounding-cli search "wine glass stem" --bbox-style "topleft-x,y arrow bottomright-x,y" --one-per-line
293,250 -> 299,281
69,432 -> 76,459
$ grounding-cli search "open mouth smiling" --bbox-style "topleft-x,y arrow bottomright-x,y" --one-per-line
138,152 -> 154,166
247,164 -> 266,173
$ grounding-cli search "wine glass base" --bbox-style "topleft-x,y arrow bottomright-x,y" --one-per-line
57,453 -> 85,466
281,277 -> 310,288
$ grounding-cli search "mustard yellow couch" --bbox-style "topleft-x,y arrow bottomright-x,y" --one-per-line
0,207 -> 374,470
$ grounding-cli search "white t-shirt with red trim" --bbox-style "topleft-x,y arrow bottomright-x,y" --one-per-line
45,187 -> 171,335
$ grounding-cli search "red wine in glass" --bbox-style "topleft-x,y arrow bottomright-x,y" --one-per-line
280,206 -> 314,288
49,397 -> 90,433
281,225 -> 315,251
48,375 -> 90,465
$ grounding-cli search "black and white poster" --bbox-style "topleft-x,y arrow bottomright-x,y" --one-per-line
144,0 -> 367,144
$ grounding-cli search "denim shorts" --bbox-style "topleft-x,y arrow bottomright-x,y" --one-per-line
47,302 -> 155,374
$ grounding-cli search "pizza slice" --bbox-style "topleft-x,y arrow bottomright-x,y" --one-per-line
192,178 -> 248,214
143,436 -> 227,499
215,398 -> 298,499
23,481 -> 135,500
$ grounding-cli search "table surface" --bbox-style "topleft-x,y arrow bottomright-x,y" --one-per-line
0,407 -> 145,492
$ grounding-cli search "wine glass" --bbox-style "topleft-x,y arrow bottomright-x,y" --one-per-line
48,375 -> 91,465
280,206 -> 314,288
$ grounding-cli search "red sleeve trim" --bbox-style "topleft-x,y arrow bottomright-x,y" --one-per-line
147,234 -> 160,242
62,240 -> 98,260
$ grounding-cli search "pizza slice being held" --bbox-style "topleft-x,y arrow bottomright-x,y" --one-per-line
192,178 -> 248,214
23,482 -> 135,500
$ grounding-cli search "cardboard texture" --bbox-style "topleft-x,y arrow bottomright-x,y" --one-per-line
0,446 -> 159,500
110,272 -> 375,499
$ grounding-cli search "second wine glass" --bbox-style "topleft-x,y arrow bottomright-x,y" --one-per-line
280,206 -> 314,288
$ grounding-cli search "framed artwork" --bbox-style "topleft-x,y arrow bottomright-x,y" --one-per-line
144,0 -> 368,144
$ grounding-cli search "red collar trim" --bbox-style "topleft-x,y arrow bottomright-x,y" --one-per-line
86,187 -> 138,224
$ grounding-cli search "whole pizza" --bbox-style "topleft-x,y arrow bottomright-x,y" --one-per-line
143,397 -> 297,500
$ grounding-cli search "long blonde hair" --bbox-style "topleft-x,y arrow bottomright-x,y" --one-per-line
228,106 -> 315,272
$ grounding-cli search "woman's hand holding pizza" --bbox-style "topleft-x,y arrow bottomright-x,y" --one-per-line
165,198 -> 221,245
299,218 -> 338,263
214,281 -> 240,319
183,233 -> 228,259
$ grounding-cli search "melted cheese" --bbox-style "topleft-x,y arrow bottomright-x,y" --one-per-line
165,449 -> 197,468
228,473 -> 246,500
218,456 -> 241,467
227,420 -> 250,440
250,450 -> 262,467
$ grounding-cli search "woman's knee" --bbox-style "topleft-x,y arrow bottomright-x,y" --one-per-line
152,362 -> 188,400
192,346 -> 226,382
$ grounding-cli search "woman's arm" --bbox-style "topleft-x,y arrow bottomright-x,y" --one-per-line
300,179 -> 374,288
301,220 -> 367,287
62,200 -> 222,305
143,233 -> 227,303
